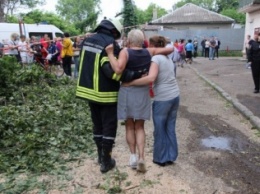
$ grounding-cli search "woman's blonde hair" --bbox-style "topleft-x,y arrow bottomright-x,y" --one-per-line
149,36 -> 167,48
10,33 -> 19,40
127,29 -> 144,47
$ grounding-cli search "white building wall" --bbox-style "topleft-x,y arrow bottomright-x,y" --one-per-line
243,10 -> 260,54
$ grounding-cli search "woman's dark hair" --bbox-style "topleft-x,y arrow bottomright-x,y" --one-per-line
188,39 -> 192,43
64,32 -> 70,37
149,36 -> 166,48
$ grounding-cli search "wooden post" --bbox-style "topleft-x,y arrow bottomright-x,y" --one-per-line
19,20 -> 23,36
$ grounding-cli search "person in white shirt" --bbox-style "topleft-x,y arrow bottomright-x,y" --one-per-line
18,35 -> 29,66
205,39 -> 210,58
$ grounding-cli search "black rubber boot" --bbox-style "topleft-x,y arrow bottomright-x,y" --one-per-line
97,145 -> 102,165
100,145 -> 116,173
94,138 -> 103,165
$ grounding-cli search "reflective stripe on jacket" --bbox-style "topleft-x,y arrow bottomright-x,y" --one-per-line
76,33 -> 121,104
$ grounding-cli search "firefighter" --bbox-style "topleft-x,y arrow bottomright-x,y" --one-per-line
76,19 -> 141,173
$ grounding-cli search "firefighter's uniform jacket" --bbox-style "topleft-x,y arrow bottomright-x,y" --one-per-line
76,33 -> 122,104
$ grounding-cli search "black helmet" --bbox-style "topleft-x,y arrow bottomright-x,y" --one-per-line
94,18 -> 123,39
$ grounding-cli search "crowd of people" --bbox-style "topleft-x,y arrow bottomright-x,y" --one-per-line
161,37 -> 199,69
0,30 -> 222,79
0,32 -> 85,78
200,36 -> 221,60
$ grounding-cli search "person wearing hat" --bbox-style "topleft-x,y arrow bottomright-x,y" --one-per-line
76,19 -> 142,173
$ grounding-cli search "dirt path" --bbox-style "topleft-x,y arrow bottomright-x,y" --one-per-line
47,65 -> 260,194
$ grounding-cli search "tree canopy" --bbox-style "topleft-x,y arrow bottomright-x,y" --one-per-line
6,10 -> 80,36
220,8 -> 245,24
5,0 -> 102,35
216,0 -> 239,13
121,0 -> 138,34
135,3 -> 168,25
118,1 -> 168,34
0,0 -> 45,22
56,0 -> 100,31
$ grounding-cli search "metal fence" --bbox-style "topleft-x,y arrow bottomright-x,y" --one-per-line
145,28 -> 245,51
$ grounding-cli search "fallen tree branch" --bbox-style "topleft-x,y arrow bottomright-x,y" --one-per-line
123,185 -> 139,191
76,181 -> 88,188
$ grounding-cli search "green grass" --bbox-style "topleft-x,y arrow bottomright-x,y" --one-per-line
218,50 -> 243,57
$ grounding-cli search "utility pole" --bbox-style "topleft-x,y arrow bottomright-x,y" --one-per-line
0,1 -> 5,22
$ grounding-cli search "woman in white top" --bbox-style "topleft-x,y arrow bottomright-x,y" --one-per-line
205,39 -> 210,58
18,35 -> 30,66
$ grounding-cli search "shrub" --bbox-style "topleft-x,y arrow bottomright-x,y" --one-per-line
0,56 -> 94,173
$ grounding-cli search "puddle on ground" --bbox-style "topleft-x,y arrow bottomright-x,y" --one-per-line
201,136 -> 232,151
